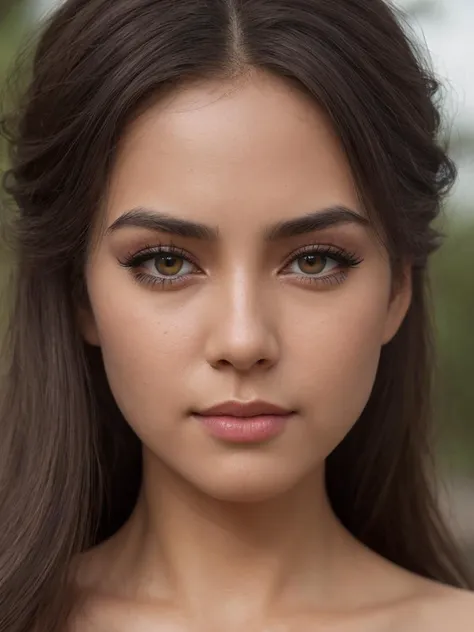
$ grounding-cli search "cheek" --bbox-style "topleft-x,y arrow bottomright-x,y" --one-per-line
286,272 -> 390,445
87,292 -> 201,426
101,322 -> 189,382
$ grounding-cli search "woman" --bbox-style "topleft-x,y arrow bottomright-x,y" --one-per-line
0,0 -> 473,630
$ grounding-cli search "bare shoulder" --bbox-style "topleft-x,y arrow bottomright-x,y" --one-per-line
358,547 -> 474,631
433,584 -> 474,623
412,581 -> 474,631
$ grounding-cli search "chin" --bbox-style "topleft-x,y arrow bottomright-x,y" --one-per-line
183,458 -> 316,503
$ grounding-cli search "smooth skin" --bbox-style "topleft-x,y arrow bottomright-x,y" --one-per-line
74,69 -> 474,631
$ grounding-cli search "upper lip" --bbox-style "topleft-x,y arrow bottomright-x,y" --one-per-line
195,400 -> 294,417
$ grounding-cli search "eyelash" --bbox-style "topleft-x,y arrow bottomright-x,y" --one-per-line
118,241 -> 364,290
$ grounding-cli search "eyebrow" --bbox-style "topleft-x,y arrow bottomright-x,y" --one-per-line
106,204 -> 370,241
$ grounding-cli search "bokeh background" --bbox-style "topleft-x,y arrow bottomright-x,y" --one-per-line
1,0 -> 473,566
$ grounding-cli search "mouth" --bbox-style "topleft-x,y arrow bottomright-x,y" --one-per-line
192,400 -> 296,443
195,399 -> 295,418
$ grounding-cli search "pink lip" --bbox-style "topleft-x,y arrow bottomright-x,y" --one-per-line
193,400 -> 295,443
193,414 -> 293,443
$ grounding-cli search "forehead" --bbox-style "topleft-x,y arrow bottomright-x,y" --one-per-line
104,71 -> 361,232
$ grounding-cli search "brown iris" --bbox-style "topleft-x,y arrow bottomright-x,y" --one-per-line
155,255 -> 184,276
298,254 -> 326,275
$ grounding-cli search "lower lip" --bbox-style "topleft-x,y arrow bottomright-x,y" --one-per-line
193,414 -> 293,443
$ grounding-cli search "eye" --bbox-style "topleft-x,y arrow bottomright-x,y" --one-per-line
286,252 -> 339,276
142,253 -> 195,278
119,244 -> 201,288
280,245 -> 363,287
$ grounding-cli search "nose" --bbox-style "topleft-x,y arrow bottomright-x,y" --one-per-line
204,275 -> 280,373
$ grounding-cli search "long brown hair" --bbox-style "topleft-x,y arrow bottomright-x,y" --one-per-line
1,0 -> 472,630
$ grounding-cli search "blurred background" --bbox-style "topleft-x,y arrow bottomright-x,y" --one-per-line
0,0 -> 473,565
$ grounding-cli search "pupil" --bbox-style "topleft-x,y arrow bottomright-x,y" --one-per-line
156,255 -> 182,275
300,254 -> 325,273
305,255 -> 322,266
163,256 -> 176,268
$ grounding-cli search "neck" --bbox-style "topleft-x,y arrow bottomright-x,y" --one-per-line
78,449 -> 371,627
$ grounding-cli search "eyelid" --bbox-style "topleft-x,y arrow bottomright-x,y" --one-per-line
119,241 -> 201,269
281,243 -> 363,269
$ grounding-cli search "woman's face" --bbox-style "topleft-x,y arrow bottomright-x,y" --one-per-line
81,71 -> 411,501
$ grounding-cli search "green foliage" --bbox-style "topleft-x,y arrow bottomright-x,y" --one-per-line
0,2 -> 27,81
432,215 -> 474,475
0,1 -> 29,173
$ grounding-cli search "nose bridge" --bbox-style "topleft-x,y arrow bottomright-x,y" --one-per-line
205,264 -> 279,371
